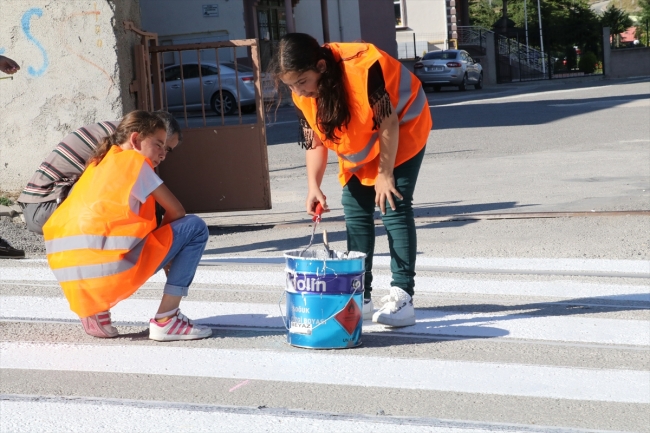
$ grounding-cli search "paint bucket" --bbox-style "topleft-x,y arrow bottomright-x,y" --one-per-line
282,249 -> 366,349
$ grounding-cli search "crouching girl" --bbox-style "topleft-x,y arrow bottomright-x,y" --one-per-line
43,110 -> 212,341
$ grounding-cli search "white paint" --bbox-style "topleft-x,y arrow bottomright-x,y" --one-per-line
2,272 -> 648,302
0,400 -> 516,433
2,296 -> 648,346
2,342 -> 648,403
433,85 -> 614,107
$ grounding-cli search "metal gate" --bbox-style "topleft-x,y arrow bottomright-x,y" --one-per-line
126,22 -> 271,214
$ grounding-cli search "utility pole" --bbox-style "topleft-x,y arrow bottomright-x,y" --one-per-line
524,0 -> 530,63
537,0 -> 545,74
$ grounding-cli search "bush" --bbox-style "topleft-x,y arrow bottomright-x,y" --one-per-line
578,52 -> 598,74
0,197 -> 13,206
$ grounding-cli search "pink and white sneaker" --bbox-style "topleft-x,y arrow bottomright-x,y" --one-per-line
149,310 -> 212,341
80,311 -> 119,338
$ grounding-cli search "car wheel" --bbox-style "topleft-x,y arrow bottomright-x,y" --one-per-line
211,91 -> 236,116
475,73 -> 483,90
458,74 -> 468,91
433,85 -> 441,92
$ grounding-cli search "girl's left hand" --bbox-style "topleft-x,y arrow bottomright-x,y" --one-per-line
375,172 -> 402,214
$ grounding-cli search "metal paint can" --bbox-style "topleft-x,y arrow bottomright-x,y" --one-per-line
283,249 -> 366,349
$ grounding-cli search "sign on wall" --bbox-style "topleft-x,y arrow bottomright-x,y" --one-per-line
202,4 -> 219,17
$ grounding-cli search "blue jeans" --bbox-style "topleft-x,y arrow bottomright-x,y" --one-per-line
155,215 -> 208,297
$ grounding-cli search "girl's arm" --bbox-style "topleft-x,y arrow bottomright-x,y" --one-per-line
375,109 -> 402,214
151,183 -> 186,226
305,134 -> 329,216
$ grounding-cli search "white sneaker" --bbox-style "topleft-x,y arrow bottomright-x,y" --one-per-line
362,298 -> 374,320
149,310 -> 212,341
372,287 -> 415,327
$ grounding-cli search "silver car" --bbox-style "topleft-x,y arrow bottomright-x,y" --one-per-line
162,62 -> 274,115
414,50 -> 483,92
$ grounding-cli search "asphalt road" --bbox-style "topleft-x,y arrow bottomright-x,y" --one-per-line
1,77 -> 649,432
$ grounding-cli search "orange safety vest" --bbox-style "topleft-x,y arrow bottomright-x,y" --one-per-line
43,146 -> 173,318
293,42 -> 432,186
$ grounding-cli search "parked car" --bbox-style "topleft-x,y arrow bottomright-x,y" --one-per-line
413,49 -> 483,92
162,62 -> 275,115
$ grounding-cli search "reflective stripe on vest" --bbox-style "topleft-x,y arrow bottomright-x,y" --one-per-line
337,64 -> 426,165
45,235 -> 142,254
51,239 -> 146,283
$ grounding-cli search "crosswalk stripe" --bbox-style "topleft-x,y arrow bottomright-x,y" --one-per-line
18,255 -> 650,275
1,267 -> 648,302
0,399 -> 545,433
2,342 -> 647,403
1,296 -> 648,346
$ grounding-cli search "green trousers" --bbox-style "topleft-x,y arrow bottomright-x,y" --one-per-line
341,147 -> 425,299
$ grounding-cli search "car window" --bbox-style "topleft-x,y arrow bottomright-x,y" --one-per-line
201,65 -> 219,76
422,51 -> 458,60
183,64 -> 200,79
460,52 -> 468,62
164,66 -> 181,81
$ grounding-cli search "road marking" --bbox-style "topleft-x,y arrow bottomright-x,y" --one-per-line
2,342 -> 647,403
2,297 -> 647,346
0,398 -> 566,433
2,266 -> 648,301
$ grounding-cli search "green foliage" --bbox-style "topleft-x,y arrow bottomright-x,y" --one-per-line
469,0 -> 502,28
601,4 -> 634,46
0,197 -> 13,206
578,51 -> 598,73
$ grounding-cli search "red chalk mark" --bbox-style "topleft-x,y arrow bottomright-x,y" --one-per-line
229,380 -> 250,392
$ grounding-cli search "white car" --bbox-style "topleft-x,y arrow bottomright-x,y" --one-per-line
414,49 -> 483,92
162,62 -> 275,115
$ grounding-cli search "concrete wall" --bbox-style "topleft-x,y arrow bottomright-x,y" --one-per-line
608,47 -> 650,79
358,0 -> 397,57
0,0 -> 141,194
139,0 -> 247,63
294,0 -> 362,44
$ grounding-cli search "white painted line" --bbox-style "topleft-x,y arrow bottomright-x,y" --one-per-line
4,256 -> 649,276
432,85 -> 615,107
2,342 -> 648,403
2,297 -> 647,346
0,400 -> 521,433
2,264 -> 649,302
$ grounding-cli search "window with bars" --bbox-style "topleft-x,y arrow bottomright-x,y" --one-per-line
394,0 -> 406,27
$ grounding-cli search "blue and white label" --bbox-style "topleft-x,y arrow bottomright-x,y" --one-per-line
286,272 -> 364,294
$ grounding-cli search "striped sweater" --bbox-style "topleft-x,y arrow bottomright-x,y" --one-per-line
18,121 -> 118,204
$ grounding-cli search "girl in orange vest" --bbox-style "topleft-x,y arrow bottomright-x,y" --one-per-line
270,33 -> 432,327
43,111 -> 212,341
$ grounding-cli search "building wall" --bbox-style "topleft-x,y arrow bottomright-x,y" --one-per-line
396,0 -> 448,59
139,0 -> 247,63
0,0 -> 140,194
358,0 -> 397,57
294,0 -> 361,44
609,47 -> 650,78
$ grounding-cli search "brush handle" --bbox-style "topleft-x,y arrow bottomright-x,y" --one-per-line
312,203 -> 324,222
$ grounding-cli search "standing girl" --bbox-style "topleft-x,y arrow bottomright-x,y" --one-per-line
270,33 -> 432,327
43,110 -> 212,341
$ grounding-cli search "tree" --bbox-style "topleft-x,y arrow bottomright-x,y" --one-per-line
601,5 -> 634,47
636,0 -> 650,46
469,0 -> 502,28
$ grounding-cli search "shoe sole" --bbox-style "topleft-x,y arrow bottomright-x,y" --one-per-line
149,330 -> 213,342
372,315 -> 416,327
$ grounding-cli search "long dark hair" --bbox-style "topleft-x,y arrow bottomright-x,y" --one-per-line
89,110 -> 166,166
268,33 -> 350,143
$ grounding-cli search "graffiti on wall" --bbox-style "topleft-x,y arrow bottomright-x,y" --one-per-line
0,8 -> 48,77
1,3 -> 112,87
